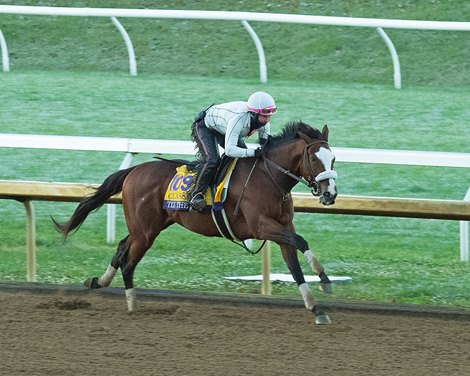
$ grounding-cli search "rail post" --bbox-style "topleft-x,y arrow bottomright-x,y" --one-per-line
0,28 -> 9,72
460,186 -> 470,262
110,17 -> 137,76
241,20 -> 267,83
24,200 -> 36,282
261,241 -> 271,295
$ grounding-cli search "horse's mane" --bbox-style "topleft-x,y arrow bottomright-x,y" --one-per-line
267,121 -> 324,149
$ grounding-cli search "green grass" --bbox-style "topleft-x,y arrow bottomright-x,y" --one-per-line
0,72 -> 469,308
0,0 -> 469,308
1,0 -> 469,87
0,204 -> 468,307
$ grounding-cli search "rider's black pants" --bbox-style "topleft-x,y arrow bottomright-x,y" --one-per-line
190,120 -> 223,196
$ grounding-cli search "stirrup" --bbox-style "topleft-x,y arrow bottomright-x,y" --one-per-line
189,192 -> 207,211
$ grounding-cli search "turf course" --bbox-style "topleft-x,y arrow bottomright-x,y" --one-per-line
0,1 -> 469,307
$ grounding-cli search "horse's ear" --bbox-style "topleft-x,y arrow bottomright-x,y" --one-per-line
322,124 -> 329,141
298,131 -> 311,144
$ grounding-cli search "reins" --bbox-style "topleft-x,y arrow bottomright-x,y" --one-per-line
263,157 -> 310,189
235,139 -> 329,216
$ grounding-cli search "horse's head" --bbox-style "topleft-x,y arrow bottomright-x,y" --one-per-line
298,124 -> 338,205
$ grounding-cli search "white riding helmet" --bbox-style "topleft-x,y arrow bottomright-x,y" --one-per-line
247,91 -> 277,115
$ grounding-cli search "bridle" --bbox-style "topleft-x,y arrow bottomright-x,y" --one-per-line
263,139 -> 337,197
301,139 -> 337,186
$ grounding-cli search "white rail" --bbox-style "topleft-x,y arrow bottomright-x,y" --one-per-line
1,6 -> 469,85
1,6 -> 469,30
2,133 -> 470,167
1,133 -> 469,261
0,133 -> 196,154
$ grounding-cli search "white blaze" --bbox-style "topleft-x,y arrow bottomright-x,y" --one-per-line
315,147 -> 335,171
315,147 -> 337,195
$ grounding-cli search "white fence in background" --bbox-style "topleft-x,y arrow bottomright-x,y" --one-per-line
0,27 -> 9,72
1,6 -> 469,87
1,133 -> 469,261
2,133 -> 470,168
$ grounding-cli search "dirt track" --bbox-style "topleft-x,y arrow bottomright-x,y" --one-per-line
0,285 -> 469,376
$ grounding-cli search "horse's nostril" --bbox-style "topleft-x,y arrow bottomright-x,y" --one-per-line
319,190 -> 337,206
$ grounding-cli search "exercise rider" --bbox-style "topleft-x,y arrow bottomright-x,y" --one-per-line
189,91 -> 277,211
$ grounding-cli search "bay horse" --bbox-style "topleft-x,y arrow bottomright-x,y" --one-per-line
53,121 -> 338,325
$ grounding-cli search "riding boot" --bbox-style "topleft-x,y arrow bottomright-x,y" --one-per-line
189,167 -> 214,211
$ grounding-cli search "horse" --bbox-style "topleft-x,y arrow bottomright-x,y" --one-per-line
53,121 -> 338,325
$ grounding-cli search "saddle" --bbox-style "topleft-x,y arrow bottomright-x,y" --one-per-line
163,156 -> 237,211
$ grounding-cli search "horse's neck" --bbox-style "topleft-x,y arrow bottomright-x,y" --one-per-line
265,141 -> 304,192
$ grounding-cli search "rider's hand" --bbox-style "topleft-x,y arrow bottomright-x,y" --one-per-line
254,147 -> 265,158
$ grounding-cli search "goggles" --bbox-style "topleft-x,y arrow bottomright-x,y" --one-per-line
248,105 -> 277,115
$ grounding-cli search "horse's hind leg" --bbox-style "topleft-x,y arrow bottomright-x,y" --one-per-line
119,235 -> 156,313
84,235 -> 129,289
84,233 -> 150,313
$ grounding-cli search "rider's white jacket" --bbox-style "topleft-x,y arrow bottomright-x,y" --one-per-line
204,101 -> 270,158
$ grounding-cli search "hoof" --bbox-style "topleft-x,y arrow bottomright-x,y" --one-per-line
84,277 -> 101,289
312,305 -> 332,325
319,282 -> 333,294
314,314 -> 332,325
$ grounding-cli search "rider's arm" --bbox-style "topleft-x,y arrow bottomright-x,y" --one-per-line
225,113 -> 256,158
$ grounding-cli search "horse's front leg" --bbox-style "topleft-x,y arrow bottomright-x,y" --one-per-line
280,245 -> 331,325
270,226 -> 333,294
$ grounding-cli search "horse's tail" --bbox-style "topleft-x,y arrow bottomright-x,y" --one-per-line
52,166 -> 136,239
